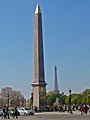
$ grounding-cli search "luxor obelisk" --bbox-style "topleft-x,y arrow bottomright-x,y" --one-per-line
32,4 -> 47,110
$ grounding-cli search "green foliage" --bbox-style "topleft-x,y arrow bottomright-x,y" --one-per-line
46,89 -> 90,106
82,89 -> 90,96
65,92 -> 90,105
46,93 -> 67,106
71,94 -> 82,105
82,89 -> 90,104
65,96 -> 69,105
46,94 -> 56,106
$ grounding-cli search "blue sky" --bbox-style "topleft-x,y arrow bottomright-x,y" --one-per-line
0,0 -> 90,99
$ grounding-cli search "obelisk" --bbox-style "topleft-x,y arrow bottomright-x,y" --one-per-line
32,4 -> 47,110
54,66 -> 59,93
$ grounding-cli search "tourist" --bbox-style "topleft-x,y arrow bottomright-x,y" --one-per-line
13,106 -> 18,119
85,104 -> 88,114
3,105 -> 6,119
80,105 -> 83,115
5,105 -> 10,119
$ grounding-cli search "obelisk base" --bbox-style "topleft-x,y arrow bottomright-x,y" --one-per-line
32,82 -> 47,111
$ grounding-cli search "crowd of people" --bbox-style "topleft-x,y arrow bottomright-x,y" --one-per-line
45,104 -> 90,115
80,104 -> 90,115
1,104 -> 90,119
2,105 -> 18,119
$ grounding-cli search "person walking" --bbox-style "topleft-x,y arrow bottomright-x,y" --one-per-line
13,106 -> 18,119
81,105 -> 83,115
85,104 -> 88,114
5,105 -> 10,119
3,106 -> 6,119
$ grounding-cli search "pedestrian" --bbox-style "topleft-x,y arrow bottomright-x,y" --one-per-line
81,106 -> 83,115
3,105 -> 6,119
85,104 -> 88,114
5,105 -> 10,119
13,106 -> 18,119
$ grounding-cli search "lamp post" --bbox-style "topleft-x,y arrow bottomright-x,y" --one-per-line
28,99 -> 30,107
85,95 -> 88,114
69,89 -> 71,105
85,95 -> 86,105
62,92 -> 65,106
69,89 -> 72,114
31,93 -> 33,110
88,93 -> 90,106
7,93 -> 10,108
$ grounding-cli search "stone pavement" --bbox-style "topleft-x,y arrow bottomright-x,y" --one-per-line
0,112 -> 90,120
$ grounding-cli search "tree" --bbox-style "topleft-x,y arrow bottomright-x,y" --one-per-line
0,87 -> 26,108
71,94 -> 82,105
46,89 -> 90,106
46,94 -> 56,106
46,93 -> 65,106
82,89 -> 90,104
65,96 -> 69,105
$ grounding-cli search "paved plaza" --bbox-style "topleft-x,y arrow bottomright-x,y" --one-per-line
0,112 -> 90,120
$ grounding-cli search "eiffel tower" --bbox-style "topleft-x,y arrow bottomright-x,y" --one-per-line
54,66 -> 59,93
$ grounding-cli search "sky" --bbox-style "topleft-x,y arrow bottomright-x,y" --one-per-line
0,0 -> 90,99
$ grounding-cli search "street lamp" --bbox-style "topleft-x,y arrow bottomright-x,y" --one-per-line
62,92 -> 65,105
88,93 -> 90,106
28,99 -> 30,107
7,93 -> 10,108
69,89 -> 71,105
31,93 -> 33,110
69,89 -> 72,114
85,95 -> 87,105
